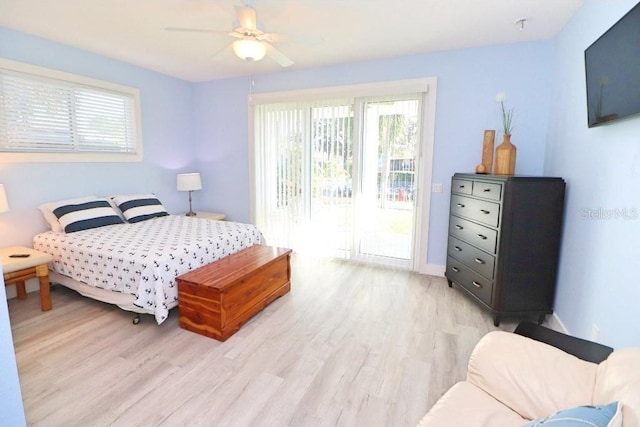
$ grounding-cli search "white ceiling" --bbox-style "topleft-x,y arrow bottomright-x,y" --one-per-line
0,0 -> 584,83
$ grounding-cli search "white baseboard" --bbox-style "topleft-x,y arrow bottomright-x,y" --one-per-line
547,312 -> 568,334
419,263 -> 446,276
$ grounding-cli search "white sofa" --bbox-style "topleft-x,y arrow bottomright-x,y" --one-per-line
418,330 -> 640,427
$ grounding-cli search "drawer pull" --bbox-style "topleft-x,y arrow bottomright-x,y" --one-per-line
477,234 -> 488,240
451,266 -> 460,272
455,225 -> 464,230
483,188 -> 491,192
480,209 -> 490,214
472,281 -> 482,288
454,246 -> 462,252
459,185 -> 465,189
474,258 -> 485,264
457,203 -> 465,208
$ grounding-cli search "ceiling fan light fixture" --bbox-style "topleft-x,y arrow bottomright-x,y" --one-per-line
232,38 -> 266,62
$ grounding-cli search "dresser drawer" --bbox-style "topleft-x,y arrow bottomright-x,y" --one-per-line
452,178 -> 473,195
448,216 -> 498,254
451,195 -> 500,227
448,236 -> 495,279
472,181 -> 502,201
446,256 -> 493,306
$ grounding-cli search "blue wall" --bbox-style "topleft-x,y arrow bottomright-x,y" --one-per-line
0,27 -> 196,247
192,78 -> 255,222
0,267 -> 26,427
546,0 -> 640,348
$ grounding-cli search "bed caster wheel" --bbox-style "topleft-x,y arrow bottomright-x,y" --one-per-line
132,314 -> 141,325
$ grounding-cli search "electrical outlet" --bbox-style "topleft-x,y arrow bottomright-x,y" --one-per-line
432,183 -> 443,193
591,324 -> 600,342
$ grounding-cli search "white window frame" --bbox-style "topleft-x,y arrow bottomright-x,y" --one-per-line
0,58 -> 143,163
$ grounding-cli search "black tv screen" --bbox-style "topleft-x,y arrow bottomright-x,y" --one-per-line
585,2 -> 640,127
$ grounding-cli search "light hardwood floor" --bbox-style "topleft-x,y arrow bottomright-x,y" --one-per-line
9,254 -> 519,427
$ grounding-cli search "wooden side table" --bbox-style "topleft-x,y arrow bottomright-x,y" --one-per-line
1,246 -> 54,311
192,211 -> 226,220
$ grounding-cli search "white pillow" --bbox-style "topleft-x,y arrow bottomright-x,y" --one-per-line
38,195 -> 98,232
111,193 -> 169,223
53,198 -> 124,233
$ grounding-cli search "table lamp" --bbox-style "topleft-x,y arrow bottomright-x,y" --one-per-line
176,173 -> 202,216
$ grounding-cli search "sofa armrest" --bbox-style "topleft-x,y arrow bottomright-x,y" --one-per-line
515,321 -> 613,363
466,331 -> 599,421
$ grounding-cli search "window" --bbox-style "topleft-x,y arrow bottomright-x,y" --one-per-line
0,59 -> 142,162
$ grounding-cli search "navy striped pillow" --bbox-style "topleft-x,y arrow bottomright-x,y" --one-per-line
112,194 -> 169,223
53,199 -> 124,233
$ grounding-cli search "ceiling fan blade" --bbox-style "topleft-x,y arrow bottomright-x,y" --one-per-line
236,6 -> 258,31
210,41 -> 234,61
165,26 -> 221,34
265,43 -> 294,67
257,32 -> 282,43
228,30 -> 244,39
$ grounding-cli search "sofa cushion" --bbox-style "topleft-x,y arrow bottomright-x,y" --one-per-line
593,347 -> 640,427
523,401 -> 621,427
418,382 -> 526,427
466,331 -> 598,420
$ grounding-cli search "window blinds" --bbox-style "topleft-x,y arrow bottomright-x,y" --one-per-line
253,100 -> 355,257
0,69 -> 137,153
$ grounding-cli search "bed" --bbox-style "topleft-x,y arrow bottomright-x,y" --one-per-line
33,194 -> 265,324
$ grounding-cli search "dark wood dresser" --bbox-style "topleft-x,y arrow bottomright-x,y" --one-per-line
445,173 -> 566,326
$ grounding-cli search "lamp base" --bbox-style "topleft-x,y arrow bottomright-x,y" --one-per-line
185,211 -> 197,217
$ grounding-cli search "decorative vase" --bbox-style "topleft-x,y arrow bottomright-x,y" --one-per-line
480,130 -> 495,173
493,134 -> 516,175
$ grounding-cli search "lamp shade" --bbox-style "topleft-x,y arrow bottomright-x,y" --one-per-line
0,184 -> 8,213
233,38 -> 266,62
177,173 -> 202,192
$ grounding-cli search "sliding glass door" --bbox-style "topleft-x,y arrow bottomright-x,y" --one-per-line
355,96 -> 420,267
253,92 -> 424,269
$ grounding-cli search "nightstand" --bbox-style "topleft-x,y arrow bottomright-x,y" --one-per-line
1,246 -> 54,311
191,211 -> 226,220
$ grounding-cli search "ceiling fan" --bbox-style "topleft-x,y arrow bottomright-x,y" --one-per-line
166,4 -> 295,67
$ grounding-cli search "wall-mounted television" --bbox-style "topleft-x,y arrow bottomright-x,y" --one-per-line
585,2 -> 640,128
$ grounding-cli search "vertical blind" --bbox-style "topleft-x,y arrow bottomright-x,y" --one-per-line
0,69 -> 138,153
253,100 -> 354,257
254,103 -> 305,250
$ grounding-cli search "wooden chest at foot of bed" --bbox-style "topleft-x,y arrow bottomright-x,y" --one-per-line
176,245 -> 292,341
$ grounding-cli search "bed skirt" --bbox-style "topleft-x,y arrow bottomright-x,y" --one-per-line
49,271 -> 178,315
